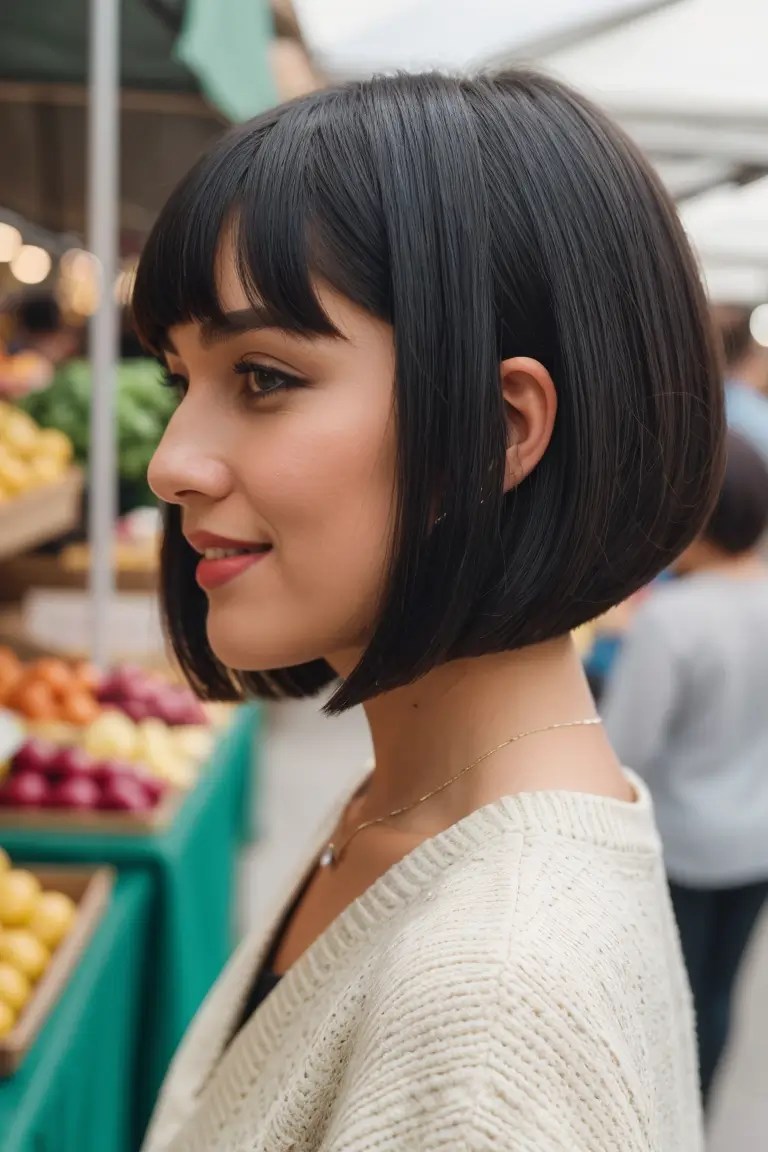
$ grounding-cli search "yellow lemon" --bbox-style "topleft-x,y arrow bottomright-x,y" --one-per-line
35,428 -> 73,465
28,891 -> 76,950
3,409 -> 39,456
0,869 -> 42,927
0,847 -> 10,874
0,961 -> 30,1012
0,454 -> 32,496
26,456 -> 62,489
0,930 -> 50,981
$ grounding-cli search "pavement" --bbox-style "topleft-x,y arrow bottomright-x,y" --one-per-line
243,697 -> 768,1151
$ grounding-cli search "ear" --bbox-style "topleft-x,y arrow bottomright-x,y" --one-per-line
500,356 -> 557,493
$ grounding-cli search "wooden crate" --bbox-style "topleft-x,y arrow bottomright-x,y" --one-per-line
0,865 -> 114,1076
0,550 -> 158,601
0,470 -> 83,564
0,786 -> 184,836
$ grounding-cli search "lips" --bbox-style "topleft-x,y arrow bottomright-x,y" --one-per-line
185,531 -> 272,591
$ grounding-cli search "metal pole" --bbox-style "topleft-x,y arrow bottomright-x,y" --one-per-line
87,0 -> 120,668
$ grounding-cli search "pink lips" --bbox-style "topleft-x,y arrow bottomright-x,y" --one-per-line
185,532 -> 272,591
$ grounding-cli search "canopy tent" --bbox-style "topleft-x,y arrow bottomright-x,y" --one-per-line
294,0 -> 681,77
680,179 -> 768,304
540,0 -> 768,302
542,0 -> 768,185
0,0 -> 288,241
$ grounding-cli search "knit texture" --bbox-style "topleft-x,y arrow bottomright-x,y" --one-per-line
143,774 -> 702,1151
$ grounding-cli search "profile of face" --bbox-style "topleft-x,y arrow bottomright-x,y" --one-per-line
134,70 -> 724,710
149,236 -> 399,675
149,232 -> 556,676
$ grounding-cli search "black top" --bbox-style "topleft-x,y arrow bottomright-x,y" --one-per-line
238,967 -> 283,1027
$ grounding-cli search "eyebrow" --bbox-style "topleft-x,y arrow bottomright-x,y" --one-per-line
199,306 -> 276,347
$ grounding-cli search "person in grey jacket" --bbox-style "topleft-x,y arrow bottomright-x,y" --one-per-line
602,430 -> 768,1105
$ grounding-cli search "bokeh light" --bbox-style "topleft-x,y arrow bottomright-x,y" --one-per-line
10,245 -> 52,285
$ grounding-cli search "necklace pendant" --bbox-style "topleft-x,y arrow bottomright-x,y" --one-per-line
319,843 -> 336,868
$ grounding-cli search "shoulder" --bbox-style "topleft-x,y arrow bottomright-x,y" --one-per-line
356,829 -> 692,1147
378,819 -> 665,1002
626,579 -> 716,647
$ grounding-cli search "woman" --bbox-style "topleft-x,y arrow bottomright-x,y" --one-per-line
134,71 -> 723,1151
603,431 -> 768,1107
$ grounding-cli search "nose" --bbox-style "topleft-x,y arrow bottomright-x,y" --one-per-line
148,410 -> 232,506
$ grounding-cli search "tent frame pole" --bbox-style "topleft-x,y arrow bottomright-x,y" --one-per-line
87,0 -> 120,668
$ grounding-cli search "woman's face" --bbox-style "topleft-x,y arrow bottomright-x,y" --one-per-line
148,237 -> 397,674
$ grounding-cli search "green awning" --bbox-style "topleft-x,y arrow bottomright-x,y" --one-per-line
176,0 -> 277,122
0,1 -> 195,92
0,1 -> 277,237
0,0 -> 277,119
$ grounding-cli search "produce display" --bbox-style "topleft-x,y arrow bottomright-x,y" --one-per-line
1,739 -> 166,815
0,352 -> 52,400
59,507 -> 160,576
0,651 -> 100,724
0,652 -> 215,807
20,358 -> 177,508
97,664 -> 207,726
0,402 -> 73,502
0,851 -> 76,1038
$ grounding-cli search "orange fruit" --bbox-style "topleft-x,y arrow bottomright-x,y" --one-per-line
61,691 -> 100,726
30,658 -> 73,697
11,680 -> 58,721
72,662 -> 102,692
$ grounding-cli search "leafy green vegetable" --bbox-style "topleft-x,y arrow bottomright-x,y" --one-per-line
20,358 -> 177,504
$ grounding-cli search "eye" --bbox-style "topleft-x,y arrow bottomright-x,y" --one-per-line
233,360 -> 302,399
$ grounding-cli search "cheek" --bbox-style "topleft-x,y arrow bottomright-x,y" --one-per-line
241,397 -> 397,600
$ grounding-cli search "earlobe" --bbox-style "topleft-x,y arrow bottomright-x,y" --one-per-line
500,356 -> 557,493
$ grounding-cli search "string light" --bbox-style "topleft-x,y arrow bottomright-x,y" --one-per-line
749,303 -> 768,348
10,245 -> 52,285
57,248 -> 101,316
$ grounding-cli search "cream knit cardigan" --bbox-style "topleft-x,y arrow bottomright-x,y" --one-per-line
143,772 -> 702,1151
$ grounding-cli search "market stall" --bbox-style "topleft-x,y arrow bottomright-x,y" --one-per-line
0,871 -> 152,1152
0,703 -> 259,1143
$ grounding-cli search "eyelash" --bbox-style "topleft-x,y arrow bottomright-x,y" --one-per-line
233,359 -> 303,400
162,360 -> 303,402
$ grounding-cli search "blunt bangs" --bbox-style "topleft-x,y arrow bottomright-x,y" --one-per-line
134,70 -> 724,713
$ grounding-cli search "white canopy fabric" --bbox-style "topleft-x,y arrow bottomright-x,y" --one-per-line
543,0 -> 768,123
683,180 -> 768,268
295,0 -> 678,77
681,179 -> 768,303
543,0 -> 768,173
541,0 -> 768,301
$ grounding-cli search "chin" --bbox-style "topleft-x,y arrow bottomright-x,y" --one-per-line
206,613 -> 325,675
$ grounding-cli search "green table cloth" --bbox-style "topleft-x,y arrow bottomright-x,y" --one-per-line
0,703 -> 260,1141
0,872 -> 152,1152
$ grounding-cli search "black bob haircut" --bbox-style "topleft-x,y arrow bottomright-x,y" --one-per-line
133,69 -> 724,713
704,431 -> 768,555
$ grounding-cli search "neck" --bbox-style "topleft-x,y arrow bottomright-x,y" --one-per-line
351,637 -> 613,827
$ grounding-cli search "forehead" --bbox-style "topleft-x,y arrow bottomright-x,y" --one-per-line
214,229 -> 250,313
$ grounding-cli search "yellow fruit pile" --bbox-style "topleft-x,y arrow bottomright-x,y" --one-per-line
82,712 -> 210,787
0,849 -> 76,1038
0,402 -> 73,502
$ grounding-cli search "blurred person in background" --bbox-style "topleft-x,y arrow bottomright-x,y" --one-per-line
133,70 -> 722,1152
10,293 -> 77,367
715,304 -> 768,464
602,430 -> 768,1107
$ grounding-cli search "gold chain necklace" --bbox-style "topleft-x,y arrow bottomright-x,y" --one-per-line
319,716 -> 603,868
